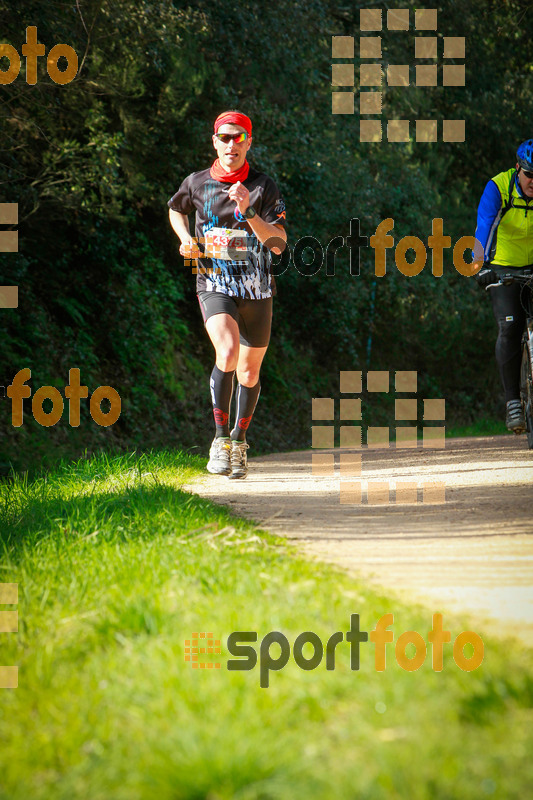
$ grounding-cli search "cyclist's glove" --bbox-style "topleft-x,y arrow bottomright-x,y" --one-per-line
474,267 -> 499,290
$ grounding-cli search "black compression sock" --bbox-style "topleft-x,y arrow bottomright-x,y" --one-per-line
210,365 -> 235,437
231,381 -> 261,442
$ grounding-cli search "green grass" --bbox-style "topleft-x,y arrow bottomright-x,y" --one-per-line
1,450 -> 532,799
446,419 -> 508,438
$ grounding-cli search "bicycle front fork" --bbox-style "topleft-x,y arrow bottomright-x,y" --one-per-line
528,318 -> 533,366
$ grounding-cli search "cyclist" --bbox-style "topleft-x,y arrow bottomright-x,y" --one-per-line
474,139 -> 533,432
168,111 -> 287,478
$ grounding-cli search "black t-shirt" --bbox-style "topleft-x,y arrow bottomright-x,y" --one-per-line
168,167 -> 286,299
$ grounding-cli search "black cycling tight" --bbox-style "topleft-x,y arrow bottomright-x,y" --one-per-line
489,283 -> 527,401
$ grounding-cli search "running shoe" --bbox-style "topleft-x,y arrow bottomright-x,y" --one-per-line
229,440 -> 249,479
207,436 -> 232,475
505,399 -> 526,434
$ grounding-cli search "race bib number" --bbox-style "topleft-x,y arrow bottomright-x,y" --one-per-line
203,227 -> 249,260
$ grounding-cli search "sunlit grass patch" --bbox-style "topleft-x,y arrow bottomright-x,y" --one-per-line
0,450 -> 532,799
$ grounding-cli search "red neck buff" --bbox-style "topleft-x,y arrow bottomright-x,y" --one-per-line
210,158 -> 250,183
210,111 -> 252,184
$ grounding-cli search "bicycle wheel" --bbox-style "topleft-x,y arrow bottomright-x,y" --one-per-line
519,340 -> 533,449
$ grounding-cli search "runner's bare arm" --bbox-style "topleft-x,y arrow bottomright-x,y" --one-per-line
246,219 -> 287,255
168,209 -> 201,257
168,209 -> 191,242
227,181 -> 287,254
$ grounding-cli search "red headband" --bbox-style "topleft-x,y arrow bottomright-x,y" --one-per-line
214,112 -> 252,137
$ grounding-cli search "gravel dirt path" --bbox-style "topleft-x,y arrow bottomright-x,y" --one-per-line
186,435 -> 533,644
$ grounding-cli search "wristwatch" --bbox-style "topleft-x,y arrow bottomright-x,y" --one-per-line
243,205 -> 256,219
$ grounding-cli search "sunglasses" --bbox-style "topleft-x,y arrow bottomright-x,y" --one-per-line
215,132 -> 248,144
522,169 -> 533,179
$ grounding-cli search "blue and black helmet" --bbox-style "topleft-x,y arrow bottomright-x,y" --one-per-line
516,139 -> 533,171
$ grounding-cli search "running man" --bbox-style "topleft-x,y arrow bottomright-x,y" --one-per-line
168,111 -> 287,477
474,139 -> 533,432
